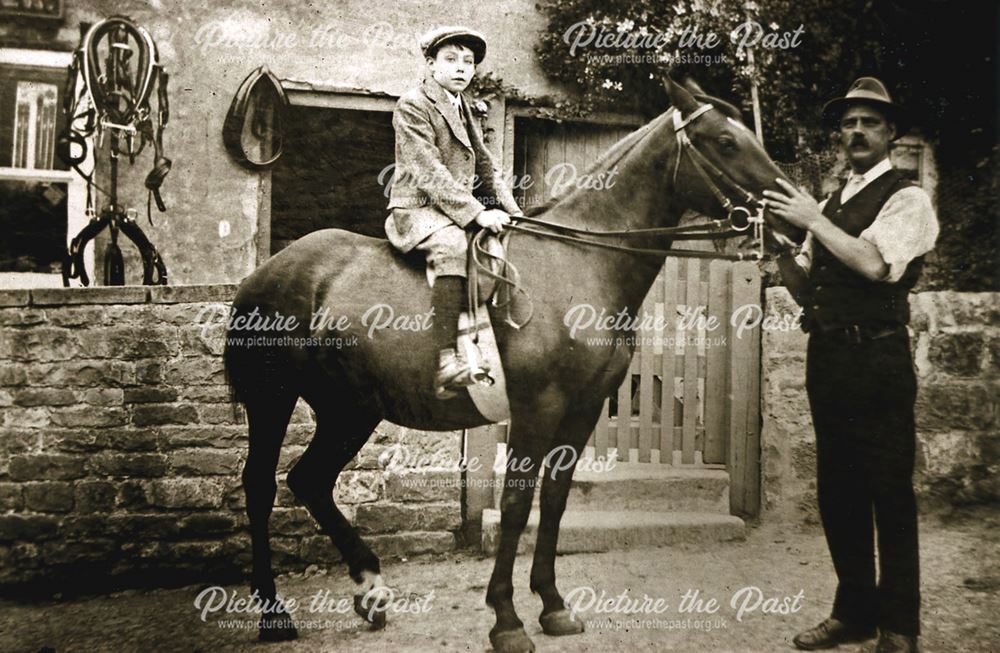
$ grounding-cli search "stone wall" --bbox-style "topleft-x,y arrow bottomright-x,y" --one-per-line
0,286 -> 462,596
762,288 -> 1000,523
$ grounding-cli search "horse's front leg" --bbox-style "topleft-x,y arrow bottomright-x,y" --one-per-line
530,401 -> 605,637
486,415 -> 559,653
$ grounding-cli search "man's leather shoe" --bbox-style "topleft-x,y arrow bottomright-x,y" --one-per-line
792,618 -> 876,650
875,631 -> 918,653
434,348 -> 475,399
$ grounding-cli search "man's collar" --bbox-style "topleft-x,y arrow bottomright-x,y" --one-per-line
851,157 -> 893,184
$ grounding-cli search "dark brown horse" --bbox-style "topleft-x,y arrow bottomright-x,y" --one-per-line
223,78 -> 802,652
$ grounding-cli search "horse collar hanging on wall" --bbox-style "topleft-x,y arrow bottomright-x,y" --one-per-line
222,66 -> 289,170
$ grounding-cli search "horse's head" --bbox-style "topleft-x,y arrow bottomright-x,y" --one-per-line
663,76 -> 806,250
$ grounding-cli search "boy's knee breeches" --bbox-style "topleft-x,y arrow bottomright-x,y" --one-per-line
415,225 -> 468,282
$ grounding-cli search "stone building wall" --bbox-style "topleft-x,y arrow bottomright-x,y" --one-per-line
1,0 -> 565,285
761,288 -> 999,523
0,285 -> 461,595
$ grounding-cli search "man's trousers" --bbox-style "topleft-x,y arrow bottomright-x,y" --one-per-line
805,328 -> 920,636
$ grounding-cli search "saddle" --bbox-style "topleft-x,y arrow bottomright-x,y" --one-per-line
458,228 -> 515,421
395,226 -> 518,324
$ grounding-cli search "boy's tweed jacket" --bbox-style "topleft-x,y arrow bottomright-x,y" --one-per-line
385,78 -> 520,252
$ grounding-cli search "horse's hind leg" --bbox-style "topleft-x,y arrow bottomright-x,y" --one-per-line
242,390 -> 299,641
286,395 -> 385,626
530,402 -> 605,638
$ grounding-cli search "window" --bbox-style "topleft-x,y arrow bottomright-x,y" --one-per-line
0,48 -> 92,289
11,80 -> 58,169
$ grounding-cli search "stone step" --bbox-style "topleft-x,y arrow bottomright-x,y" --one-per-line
481,509 -> 746,556
493,464 -> 731,515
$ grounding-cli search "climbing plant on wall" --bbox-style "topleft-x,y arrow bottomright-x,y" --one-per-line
534,0 -> 997,289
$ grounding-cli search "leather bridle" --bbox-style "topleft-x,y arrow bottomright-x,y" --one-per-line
671,103 -> 764,235
497,105 -> 768,259
468,104 -> 771,329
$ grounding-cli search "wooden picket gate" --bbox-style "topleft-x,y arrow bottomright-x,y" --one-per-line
464,258 -> 763,519
590,259 -> 760,471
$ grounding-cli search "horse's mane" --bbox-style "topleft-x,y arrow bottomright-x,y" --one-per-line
523,112 -> 668,217
523,94 -> 744,218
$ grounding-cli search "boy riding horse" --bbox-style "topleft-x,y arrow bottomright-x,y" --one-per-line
384,26 -> 523,399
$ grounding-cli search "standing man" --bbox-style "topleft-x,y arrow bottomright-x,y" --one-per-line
384,26 -> 523,399
764,78 -> 939,653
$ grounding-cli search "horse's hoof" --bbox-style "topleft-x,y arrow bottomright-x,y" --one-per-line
258,609 -> 298,641
489,627 -> 535,653
540,609 -> 584,636
354,593 -> 388,630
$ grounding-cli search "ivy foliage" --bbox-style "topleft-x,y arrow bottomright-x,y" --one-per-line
533,0 -> 997,289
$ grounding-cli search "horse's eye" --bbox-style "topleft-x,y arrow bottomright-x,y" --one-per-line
718,135 -> 737,151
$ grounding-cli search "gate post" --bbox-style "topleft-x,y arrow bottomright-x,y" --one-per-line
727,262 -> 762,517
463,424 -> 503,541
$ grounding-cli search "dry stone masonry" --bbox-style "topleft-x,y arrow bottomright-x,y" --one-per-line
762,288 -> 1000,522
0,286 -> 462,595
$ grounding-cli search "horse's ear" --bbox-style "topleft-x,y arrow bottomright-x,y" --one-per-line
663,75 -> 701,117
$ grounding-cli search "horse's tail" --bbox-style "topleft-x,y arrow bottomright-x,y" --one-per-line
222,328 -> 243,406
222,307 -> 248,423
222,295 -> 296,415
222,295 -> 271,411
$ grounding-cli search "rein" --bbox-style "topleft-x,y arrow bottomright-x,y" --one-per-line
504,104 -> 768,261
469,104 -> 769,330
506,215 -> 752,259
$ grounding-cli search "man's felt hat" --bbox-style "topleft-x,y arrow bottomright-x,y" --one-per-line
419,26 -> 487,64
822,77 -> 909,138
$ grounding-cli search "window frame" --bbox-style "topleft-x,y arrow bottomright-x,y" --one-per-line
0,47 -> 93,288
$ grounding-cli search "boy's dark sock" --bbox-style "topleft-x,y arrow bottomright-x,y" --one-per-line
432,275 -> 464,352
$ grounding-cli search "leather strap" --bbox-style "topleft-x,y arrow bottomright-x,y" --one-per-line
672,106 -> 759,212
513,214 -> 739,240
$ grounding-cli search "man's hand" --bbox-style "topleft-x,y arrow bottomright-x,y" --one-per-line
475,209 -> 511,234
762,179 -> 826,231
765,178 -> 890,282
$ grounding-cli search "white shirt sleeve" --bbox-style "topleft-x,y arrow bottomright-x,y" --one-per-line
793,198 -> 826,273
794,233 -> 813,272
859,186 -> 939,283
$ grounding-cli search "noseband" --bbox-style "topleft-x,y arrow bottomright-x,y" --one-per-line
671,104 -> 763,233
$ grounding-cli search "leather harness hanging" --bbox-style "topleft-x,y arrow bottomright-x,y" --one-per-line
57,15 -> 170,287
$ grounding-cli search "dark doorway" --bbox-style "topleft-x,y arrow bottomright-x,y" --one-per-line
270,104 -> 394,254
